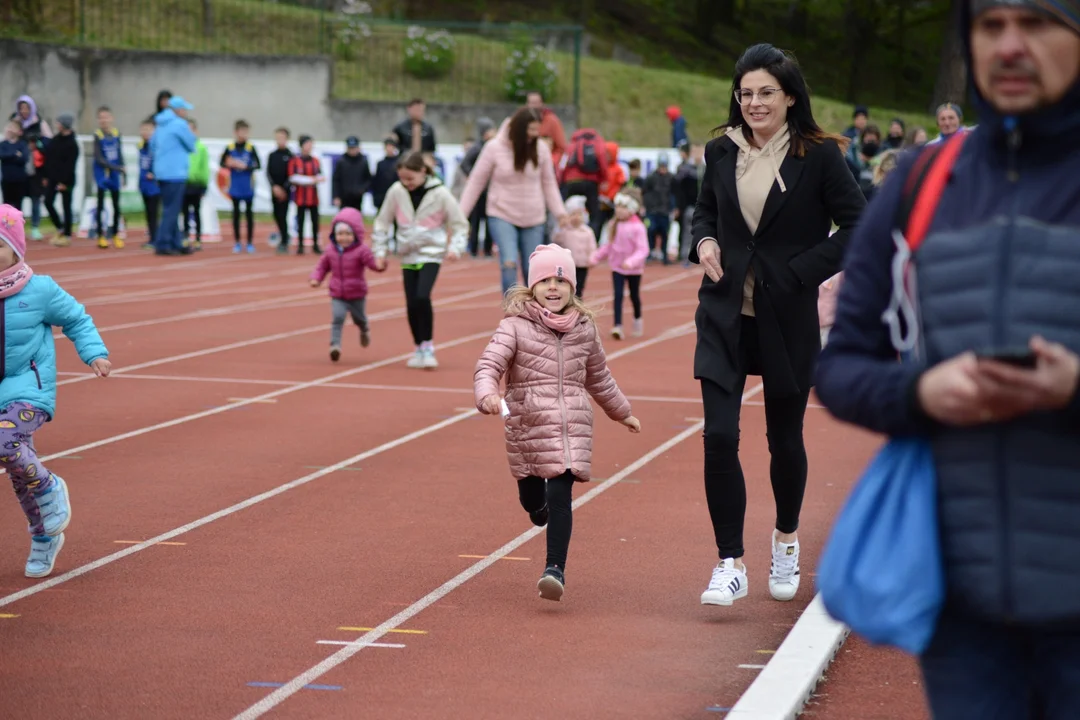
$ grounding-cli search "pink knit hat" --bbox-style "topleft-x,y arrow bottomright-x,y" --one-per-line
528,243 -> 576,291
0,204 -> 26,259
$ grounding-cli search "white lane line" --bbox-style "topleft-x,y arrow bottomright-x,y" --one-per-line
738,665 -> 767,670
232,380 -> 764,720
726,595 -> 849,719
50,255 -> 248,284
0,319 -> 694,610
315,642 -> 406,649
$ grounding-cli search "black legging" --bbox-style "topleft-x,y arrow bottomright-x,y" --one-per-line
518,471 -> 575,569
232,197 -> 254,245
296,205 -> 319,253
141,193 -> 160,246
183,190 -> 203,242
46,185 -> 74,237
701,317 -> 810,559
96,185 -> 121,236
272,199 -> 289,247
403,263 -> 440,346
612,272 -> 642,326
1,181 -> 28,211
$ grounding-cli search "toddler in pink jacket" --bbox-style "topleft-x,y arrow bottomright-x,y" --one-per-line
309,207 -> 384,362
551,195 -> 597,298
474,244 -> 641,602
591,192 -> 650,339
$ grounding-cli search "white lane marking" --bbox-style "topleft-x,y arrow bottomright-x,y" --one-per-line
232,380 -> 764,719
315,642 -> 406,649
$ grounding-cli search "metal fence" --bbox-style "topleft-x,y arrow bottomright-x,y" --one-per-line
6,2 -> 583,107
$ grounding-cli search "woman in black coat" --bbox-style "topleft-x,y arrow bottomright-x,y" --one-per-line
690,44 -> 865,608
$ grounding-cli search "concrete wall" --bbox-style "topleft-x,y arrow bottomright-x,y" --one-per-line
0,39 -> 576,143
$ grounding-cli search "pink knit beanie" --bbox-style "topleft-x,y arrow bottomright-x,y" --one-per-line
0,204 -> 26,259
527,243 -> 576,291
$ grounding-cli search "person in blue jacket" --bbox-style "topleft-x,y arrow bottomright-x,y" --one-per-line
220,119 -> 261,254
91,106 -> 126,249
150,96 -> 197,256
0,204 -> 110,579
137,117 -> 161,250
815,0 -> 1080,716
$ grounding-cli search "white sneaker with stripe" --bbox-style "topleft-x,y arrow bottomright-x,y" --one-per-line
700,557 -> 748,606
769,532 -> 800,601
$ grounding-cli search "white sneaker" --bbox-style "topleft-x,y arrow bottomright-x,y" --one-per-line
422,348 -> 439,369
632,318 -> 644,337
611,325 -> 624,340
701,558 -> 748,606
769,532 -> 801,601
406,349 -> 425,369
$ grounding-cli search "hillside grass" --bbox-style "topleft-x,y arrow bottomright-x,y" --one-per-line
8,0 -> 935,145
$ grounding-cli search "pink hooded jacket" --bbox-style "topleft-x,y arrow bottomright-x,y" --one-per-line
552,225 -> 598,268
473,302 -> 632,482
591,215 -> 649,276
310,207 -> 384,300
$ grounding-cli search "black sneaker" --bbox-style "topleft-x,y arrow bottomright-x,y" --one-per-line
529,504 -> 549,527
537,565 -> 565,602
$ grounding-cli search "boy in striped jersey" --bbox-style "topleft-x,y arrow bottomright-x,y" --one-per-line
287,135 -> 323,255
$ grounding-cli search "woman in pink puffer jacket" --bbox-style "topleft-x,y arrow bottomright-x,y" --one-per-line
474,244 -> 640,603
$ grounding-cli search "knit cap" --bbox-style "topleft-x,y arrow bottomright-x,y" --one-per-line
971,0 -> 1079,34
565,195 -> 588,213
527,243 -> 577,291
0,204 -> 26,259
56,113 -> 75,130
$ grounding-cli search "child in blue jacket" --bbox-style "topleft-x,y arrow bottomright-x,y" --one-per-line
0,204 -> 110,578
137,117 -> 161,250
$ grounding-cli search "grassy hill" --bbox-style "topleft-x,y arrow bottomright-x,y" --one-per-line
10,0 -> 935,145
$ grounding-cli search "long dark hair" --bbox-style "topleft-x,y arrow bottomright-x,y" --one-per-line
508,107 -> 541,172
715,43 -> 848,157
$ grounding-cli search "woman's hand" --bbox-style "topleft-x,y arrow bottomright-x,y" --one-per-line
376,258 -> 388,271
621,415 -> 641,433
480,394 -> 502,415
698,239 -> 723,282
446,251 -> 460,262
556,214 -> 569,229
91,358 -> 112,378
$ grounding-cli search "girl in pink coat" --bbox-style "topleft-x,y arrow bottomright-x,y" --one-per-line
551,195 -> 597,298
474,244 -> 641,602
591,192 -> 650,339
309,207 -> 384,362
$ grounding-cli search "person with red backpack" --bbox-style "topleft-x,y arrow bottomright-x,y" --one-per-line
559,128 -> 608,237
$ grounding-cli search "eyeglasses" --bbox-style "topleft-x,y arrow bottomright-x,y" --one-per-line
734,88 -> 782,106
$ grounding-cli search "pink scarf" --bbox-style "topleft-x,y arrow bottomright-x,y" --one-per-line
0,261 -> 33,298
524,299 -> 580,333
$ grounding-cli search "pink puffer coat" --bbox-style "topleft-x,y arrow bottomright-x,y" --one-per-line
473,302 -> 632,482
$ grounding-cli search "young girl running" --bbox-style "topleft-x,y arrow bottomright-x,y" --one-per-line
474,244 -> 641,601
0,204 -> 110,578
310,207 -> 384,362
592,191 -> 649,339
373,152 -> 468,370
551,195 -> 597,298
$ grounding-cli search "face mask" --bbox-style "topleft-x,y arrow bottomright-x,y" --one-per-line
862,142 -> 880,158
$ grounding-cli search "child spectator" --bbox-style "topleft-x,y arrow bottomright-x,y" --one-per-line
642,154 -> 674,265
551,195 -> 597,298
92,106 -> 125,249
221,119 -> 261,254
370,136 -> 399,211
626,159 -> 645,193
0,204 -> 110,579
332,136 -> 372,212
309,207 -> 384,362
11,97 -> 51,243
182,118 -> 210,250
287,135 -> 324,255
591,191 -> 649,339
0,122 -> 31,216
597,141 -> 626,229
136,117 -> 160,250
266,127 -> 293,254
43,114 -> 79,248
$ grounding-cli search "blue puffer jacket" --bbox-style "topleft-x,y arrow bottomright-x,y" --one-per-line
150,109 -> 196,183
0,275 -> 109,419
815,7 -> 1080,625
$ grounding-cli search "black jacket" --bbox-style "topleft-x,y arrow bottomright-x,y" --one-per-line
43,132 -> 79,187
267,148 -> 293,192
332,153 -> 373,201
392,119 -> 436,154
371,156 -> 399,209
690,134 -> 865,397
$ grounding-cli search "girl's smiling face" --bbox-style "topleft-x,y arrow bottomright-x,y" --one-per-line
614,205 -> 633,221
398,167 -> 425,191
334,222 -> 356,246
532,276 -> 572,313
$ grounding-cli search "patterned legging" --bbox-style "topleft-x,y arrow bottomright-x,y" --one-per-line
1,403 -> 54,536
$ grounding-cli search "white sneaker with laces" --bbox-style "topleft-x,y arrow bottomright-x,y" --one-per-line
769,532 -> 801,601
700,557 -> 748,606
422,348 -> 439,369
406,349 -> 425,369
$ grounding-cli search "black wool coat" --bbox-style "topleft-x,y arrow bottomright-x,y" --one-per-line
690,133 -> 866,398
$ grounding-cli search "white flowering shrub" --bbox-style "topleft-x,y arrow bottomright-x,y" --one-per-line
403,26 -> 455,80
504,42 -> 558,103
334,0 -> 372,62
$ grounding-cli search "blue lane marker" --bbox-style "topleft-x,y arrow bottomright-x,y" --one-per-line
247,682 -> 342,691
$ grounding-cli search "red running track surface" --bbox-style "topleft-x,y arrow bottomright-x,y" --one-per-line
0,229 -> 924,719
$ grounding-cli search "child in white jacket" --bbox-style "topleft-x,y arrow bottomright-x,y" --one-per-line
373,152 -> 469,369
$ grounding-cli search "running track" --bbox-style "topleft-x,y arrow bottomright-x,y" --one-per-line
0,230 -> 929,719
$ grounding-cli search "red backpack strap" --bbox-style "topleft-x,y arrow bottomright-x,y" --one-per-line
897,133 -> 967,252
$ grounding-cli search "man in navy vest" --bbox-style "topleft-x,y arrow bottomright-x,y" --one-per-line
815,0 -> 1080,716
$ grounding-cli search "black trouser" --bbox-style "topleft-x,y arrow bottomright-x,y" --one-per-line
403,263 -> 440,345
96,185 -> 121,237
517,471 -> 575,570
183,188 -> 204,242
46,185 -> 74,237
611,272 -> 642,326
562,179 -> 601,237
272,198 -> 289,247
2,181 -> 29,214
296,205 -> 319,253
339,193 -> 364,212
141,193 -> 160,245
701,317 -> 810,559
232,197 -> 254,245
575,267 -> 589,298
468,192 -> 492,257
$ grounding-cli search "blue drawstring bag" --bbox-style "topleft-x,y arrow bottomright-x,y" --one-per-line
815,437 -> 942,655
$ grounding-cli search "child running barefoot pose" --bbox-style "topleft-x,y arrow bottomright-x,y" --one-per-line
474,244 -> 641,601
373,152 -> 468,370
309,207 -> 384,362
0,205 -> 110,578
591,192 -> 649,339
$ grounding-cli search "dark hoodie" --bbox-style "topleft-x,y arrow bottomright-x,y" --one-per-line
332,151 -> 373,203
816,1 -> 1080,624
